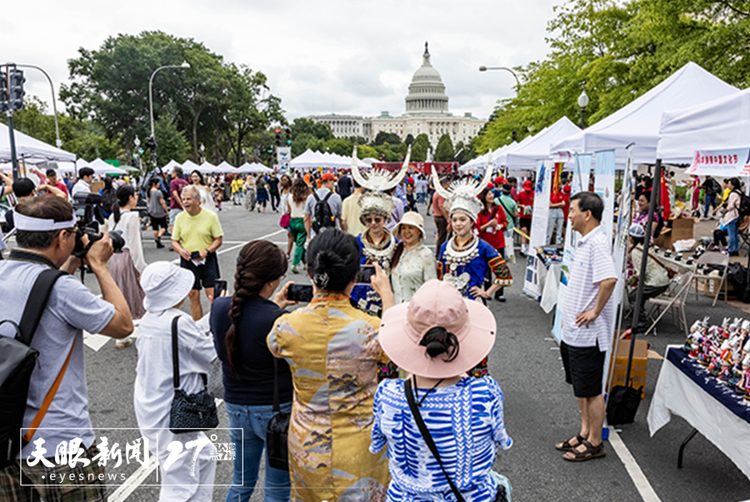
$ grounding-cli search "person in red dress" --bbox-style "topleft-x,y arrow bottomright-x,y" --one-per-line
476,185 -> 509,301
517,180 -> 535,255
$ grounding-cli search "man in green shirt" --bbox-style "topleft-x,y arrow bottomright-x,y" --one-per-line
172,185 -> 224,319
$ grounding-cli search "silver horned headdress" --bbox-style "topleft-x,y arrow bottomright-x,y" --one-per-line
432,150 -> 494,222
352,145 -> 411,220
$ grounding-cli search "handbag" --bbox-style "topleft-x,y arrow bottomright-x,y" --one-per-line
168,316 -> 220,434
279,213 -> 291,228
265,357 -> 290,471
206,357 -> 224,400
404,378 -> 510,502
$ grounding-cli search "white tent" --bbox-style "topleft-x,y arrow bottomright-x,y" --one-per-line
198,161 -> 218,174
0,123 -> 76,164
181,159 -> 201,173
162,159 -> 182,171
290,149 -> 334,169
657,88 -> 750,165
549,62 -> 739,166
237,162 -> 272,174
80,158 -> 127,175
500,117 -> 580,170
215,161 -> 238,174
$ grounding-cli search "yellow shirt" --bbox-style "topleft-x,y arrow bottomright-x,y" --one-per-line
341,192 -> 366,236
172,208 -> 223,252
231,178 -> 241,193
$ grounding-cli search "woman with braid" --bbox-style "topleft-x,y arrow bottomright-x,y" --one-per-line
209,240 -> 298,502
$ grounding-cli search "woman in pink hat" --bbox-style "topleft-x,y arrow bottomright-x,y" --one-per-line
371,279 -> 513,502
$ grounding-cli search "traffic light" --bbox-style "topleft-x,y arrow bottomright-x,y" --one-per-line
8,69 -> 25,111
0,71 -> 7,113
275,128 -> 281,147
285,128 -> 292,146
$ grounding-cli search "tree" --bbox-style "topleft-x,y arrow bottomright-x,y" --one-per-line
434,134 -> 455,162
405,133 -> 415,145
154,116 -> 189,166
290,118 -> 333,140
373,131 -> 401,146
411,134 -> 431,162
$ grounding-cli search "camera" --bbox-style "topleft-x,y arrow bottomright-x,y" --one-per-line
71,192 -> 125,258
73,224 -> 125,258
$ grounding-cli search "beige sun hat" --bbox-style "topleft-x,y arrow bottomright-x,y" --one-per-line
393,211 -> 426,240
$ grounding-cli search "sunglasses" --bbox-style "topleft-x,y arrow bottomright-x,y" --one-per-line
364,217 -> 384,224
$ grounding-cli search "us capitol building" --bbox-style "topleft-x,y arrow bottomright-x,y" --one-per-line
308,43 -> 486,146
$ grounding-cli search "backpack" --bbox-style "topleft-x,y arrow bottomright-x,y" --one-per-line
734,189 -> 750,218
312,191 -> 335,232
0,268 -> 67,468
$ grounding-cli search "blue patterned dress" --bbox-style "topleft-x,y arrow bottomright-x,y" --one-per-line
351,231 -> 398,316
370,377 -> 512,502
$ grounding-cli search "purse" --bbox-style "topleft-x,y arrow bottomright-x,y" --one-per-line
404,378 -> 510,502
206,357 -> 224,400
265,357 -> 290,471
279,213 -> 291,228
168,316 -> 220,434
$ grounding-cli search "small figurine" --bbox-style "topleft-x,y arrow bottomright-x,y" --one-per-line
737,355 -> 750,400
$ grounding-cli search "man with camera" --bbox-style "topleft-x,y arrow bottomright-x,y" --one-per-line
172,185 -> 224,320
71,167 -> 95,198
0,196 -> 133,500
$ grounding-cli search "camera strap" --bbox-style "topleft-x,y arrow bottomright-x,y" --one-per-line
8,249 -> 59,269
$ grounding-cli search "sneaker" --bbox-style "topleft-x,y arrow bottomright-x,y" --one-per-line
156,239 -> 165,249
115,337 -> 134,349
291,265 -> 299,274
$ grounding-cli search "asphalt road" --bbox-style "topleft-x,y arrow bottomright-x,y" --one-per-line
58,200 -> 750,501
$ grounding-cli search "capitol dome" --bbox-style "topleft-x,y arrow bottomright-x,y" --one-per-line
405,42 -> 449,116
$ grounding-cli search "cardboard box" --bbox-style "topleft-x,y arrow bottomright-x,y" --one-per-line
654,217 -> 695,251
703,276 -> 732,298
607,339 -> 649,399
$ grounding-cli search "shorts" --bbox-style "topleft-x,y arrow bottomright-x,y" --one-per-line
519,217 -> 532,229
150,214 -> 168,231
180,251 -> 219,290
169,208 -> 182,226
560,340 -> 606,398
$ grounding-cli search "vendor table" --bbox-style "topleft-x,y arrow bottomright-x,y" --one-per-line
647,345 -> 750,480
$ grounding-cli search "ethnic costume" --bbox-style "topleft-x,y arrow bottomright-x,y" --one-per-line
350,144 -> 411,316
433,156 -> 513,377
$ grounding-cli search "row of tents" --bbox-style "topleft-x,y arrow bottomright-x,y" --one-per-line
4,60 -> 750,178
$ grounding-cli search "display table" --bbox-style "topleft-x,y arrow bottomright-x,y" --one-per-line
647,345 -> 750,480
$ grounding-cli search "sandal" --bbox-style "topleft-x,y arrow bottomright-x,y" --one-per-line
555,433 -> 586,451
563,440 -> 606,462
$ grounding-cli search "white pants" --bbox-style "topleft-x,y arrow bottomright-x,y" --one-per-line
547,208 -> 565,246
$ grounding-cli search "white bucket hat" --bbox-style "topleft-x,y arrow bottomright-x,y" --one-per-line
140,261 -> 195,313
393,211 -> 426,240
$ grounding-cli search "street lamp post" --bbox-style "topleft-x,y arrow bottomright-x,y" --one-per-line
15,64 -> 62,149
578,90 -> 589,129
479,65 -> 521,175
148,61 -> 190,171
200,144 -> 205,164
134,136 -> 141,171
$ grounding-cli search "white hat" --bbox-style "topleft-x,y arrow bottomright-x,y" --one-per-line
393,211 -> 426,239
629,223 -> 646,238
140,261 -> 195,313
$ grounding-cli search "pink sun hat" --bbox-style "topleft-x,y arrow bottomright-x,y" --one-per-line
378,279 -> 497,379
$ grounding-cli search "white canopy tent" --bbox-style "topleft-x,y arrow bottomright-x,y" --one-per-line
80,158 -> 127,175
657,88 -> 750,166
499,117 -> 580,170
290,149 -> 337,169
180,160 -> 200,173
197,161 -> 217,174
214,161 -> 238,174
550,62 -> 739,166
237,162 -> 272,174
162,159 -> 182,172
0,123 -> 76,164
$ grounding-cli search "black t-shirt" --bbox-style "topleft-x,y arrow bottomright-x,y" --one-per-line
337,175 -> 352,197
210,296 -> 293,405
267,176 -> 280,194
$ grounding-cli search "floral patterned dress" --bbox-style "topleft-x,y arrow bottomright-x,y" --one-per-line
390,244 -> 437,304
267,295 -> 398,502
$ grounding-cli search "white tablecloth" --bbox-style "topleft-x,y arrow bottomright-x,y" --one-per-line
647,345 -> 750,480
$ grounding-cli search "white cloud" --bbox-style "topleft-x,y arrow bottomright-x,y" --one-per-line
5,0 -> 560,121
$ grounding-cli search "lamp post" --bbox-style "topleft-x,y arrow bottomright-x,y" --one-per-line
134,136 -> 141,171
200,144 -> 205,164
148,61 -> 190,171
15,64 -> 62,149
242,148 -> 246,164
578,90 -> 589,129
479,65 -> 521,174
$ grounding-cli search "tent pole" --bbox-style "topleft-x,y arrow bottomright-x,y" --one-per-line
626,159 -> 662,386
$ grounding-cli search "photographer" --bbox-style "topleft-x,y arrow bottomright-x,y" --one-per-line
0,196 -> 133,499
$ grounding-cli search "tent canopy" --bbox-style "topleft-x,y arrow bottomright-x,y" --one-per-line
80,158 -> 127,175
162,159 -> 182,172
0,123 -> 76,164
657,88 -> 750,165
181,160 -> 200,173
500,117 -> 580,170
550,62 -> 739,166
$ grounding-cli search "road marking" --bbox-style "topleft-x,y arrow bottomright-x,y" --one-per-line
608,428 -> 662,502
170,229 -> 286,265
108,399 -> 224,502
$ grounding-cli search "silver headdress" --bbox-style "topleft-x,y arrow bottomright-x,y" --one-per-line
432,150 -> 494,222
352,145 -> 411,220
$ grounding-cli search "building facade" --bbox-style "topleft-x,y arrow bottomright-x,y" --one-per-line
308,43 -> 485,147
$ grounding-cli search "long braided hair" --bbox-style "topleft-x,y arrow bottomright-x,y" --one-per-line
225,240 -> 288,374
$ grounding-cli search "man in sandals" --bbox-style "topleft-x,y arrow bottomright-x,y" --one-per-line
556,192 -> 617,462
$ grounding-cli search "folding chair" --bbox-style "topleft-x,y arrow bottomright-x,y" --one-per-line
739,216 -> 750,255
692,252 -> 729,307
645,272 -> 693,336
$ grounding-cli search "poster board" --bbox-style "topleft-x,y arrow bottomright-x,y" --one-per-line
593,150 -> 616,238
523,159 -> 552,300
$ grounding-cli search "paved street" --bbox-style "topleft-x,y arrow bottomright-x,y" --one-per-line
66,201 -> 750,501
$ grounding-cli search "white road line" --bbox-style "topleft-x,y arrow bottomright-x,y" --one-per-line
108,399 -> 224,502
171,229 -> 286,265
608,429 -> 662,502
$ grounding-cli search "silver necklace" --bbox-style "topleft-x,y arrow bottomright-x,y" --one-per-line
443,235 -> 479,293
362,230 -> 396,273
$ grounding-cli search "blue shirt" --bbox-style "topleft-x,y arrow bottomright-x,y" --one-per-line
210,296 -> 293,405
371,377 -> 512,501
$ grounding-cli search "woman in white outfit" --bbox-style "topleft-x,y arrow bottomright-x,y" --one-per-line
108,184 -> 147,347
190,170 -> 217,214
134,261 -> 218,502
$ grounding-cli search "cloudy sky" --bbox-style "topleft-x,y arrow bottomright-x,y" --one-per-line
6,0 -> 562,121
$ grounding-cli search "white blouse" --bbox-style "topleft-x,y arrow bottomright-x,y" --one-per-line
390,243 -> 437,304
108,210 -> 147,273
198,185 -> 217,213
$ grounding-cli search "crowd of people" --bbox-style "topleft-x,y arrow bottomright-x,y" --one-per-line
1,157 -> 744,502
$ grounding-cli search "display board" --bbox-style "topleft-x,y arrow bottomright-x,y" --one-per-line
523,159 -> 552,300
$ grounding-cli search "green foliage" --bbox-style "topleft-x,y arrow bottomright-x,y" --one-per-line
405,133 -> 415,145
411,134 -> 431,162
373,131 -> 402,146
434,134 -> 455,161
154,116 -> 189,166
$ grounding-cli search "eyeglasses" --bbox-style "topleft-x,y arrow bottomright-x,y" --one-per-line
364,217 -> 384,224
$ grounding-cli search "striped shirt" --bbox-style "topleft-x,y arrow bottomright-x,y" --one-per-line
561,224 -> 618,351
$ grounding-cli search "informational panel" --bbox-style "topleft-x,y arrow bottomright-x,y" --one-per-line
594,150 -> 616,238
552,154 -> 592,343
686,148 -> 750,177
523,159 -> 552,300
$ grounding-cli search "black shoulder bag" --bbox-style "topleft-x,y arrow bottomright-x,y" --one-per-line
168,316 -> 219,434
404,378 -> 508,502
266,357 -> 290,471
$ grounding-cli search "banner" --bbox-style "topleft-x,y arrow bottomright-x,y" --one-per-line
686,148 -> 750,177
552,154 -> 592,342
594,150 -> 616,238
523,159 -> 552,300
